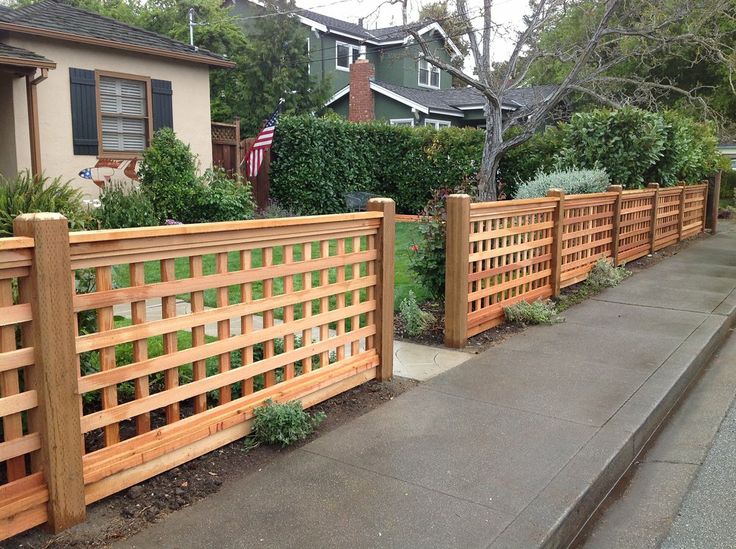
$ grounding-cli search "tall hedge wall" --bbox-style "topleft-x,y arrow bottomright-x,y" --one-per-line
270,116 -> 484,214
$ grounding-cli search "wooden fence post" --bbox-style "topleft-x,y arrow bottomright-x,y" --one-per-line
677,182 -> 686,241
607,185 -> 623,266
547,188 -> 565,297
13,213 -> 86,533
367,198 -> 395,381
647,183 -> 660,254
444,194 -> 470,348
706,172 -> 720,234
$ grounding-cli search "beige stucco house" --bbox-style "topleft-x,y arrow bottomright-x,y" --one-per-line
0,0 -> 234,197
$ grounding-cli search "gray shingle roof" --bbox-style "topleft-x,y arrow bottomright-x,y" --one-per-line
0,41 -> 55,67
372,81 -> 557,112
298,9 -> 430,43
0,0 -> 231,66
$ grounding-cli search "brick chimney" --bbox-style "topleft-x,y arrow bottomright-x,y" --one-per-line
348,59 -> 374,122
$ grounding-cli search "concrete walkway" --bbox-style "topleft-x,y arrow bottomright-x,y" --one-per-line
120,225 -> 736,549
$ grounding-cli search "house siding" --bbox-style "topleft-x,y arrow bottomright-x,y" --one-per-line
4,34 -> 212,197
0,76 -> 17,177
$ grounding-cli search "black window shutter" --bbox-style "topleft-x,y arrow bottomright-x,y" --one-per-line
151,79 -> 173,132
69,68 -> 98,155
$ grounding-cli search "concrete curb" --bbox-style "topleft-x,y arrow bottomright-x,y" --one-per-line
492,295 -> 736,548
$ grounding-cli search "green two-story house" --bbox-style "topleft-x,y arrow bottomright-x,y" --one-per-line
230,1 -> 555,127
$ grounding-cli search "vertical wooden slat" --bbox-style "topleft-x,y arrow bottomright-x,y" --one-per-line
13,213 -> 85,532
215,252 -> 231,404
301,243 -> 313,374
189,256 -> 207,414
283,245 -> 295,380
335,239 -> 346,363
0,278 -> 25,481
607,185 -> 623,265
547,189 -> 565,297
444,194 -> 471,348
160,258 -> 179,423
367,198 -> 395,381
95,265 -> 119,447
262,247 -> 275,387
240,250 -> 254,395
647,183 -> 659,253
129,262 -> 151,433
366,234 -> 376,351
351,236 -> 361,357
677,183 -> 686,241
319,240 -> 330,369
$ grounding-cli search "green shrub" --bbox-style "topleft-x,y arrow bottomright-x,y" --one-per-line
399,290 -> 435,336
252,399 -> 325,447
722,170 -> 736,201
585,258 -> 630,290
270,116 -> 483,214
0,171 -> 90,236
186,168 -> 256,223
96,182 -> 158,229
504,299 -> 562,325
514,169 -> 610,199
138,128 -> 199,222
499,126 -> 564,197
558,107 -> 666,188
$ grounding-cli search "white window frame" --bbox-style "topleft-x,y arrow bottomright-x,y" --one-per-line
418,59 -> 440,89
390,118 -> 415,127
336,41 -> 361,72
306,36 -> 311,75
424,118 -> 451,129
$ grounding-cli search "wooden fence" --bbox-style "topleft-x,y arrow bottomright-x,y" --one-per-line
445,183 -> 708,347
211,120 -> 241,178
0,200 -> 395,540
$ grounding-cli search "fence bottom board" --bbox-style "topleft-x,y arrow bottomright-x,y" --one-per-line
0,473 -> 48,540
1,500 -> 47,541
467,285 -> 553,337
83,359 -> 378,505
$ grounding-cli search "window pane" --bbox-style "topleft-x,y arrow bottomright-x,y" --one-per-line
337,44 -> 349,67
430,69 -> 440,87
352,46 -> 361,63
419,68 -> 429,85
98,76 -> 148,153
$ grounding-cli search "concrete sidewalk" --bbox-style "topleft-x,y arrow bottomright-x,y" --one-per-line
121,225 -> 736,549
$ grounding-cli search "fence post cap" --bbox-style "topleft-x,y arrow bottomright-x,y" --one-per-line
546,188 -> 565,197
15,212 -> 68,222
647,182 -> 660,189
606,185 -> 623,192
447,193 -> 471,199
367,197 -> 395,206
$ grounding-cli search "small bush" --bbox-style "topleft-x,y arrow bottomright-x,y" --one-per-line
585,258 -> 630,290
514,169 -> 610,199
399,290 -> 435,336
0,171 -> 90,236
138,128 -> 199,222
96,182 -> 157,229
186,168 -> 256,223
252,399 -> 325,447
504,299 -> 562,325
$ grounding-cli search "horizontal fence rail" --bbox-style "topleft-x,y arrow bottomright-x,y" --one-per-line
0,201 -> 395,540
445,183 -> 708,347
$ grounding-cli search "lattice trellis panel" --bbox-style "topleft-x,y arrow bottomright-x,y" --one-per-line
466,200 -> 556,337
682,184 -> 707,238
560,193 -> 616,287
654,188 -> 683,251
618,191 -> 655,262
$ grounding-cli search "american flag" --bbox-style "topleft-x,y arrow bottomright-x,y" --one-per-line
247,102 -> 282,178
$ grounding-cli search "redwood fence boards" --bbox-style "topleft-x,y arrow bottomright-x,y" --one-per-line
445,183 -> 709,347
0,201 -> 395,540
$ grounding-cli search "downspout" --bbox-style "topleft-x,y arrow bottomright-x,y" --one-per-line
26,67 -> 48,179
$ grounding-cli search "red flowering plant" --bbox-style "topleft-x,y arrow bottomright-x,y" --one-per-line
409,178 -> 475,301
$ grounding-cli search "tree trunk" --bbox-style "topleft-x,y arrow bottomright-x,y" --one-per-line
477,106 -> 502,202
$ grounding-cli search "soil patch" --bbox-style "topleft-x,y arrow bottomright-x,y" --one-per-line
4,377 -> 417,549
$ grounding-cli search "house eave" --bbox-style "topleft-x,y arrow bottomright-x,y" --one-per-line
427,107 -> 463,118
325,84 -> 351,106
369,81 -> 429,114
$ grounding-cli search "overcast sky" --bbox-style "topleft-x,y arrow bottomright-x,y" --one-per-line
297,0 -> 530,63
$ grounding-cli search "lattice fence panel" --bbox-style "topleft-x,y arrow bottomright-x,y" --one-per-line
654,188 -> 683,251
560,193 -> 616,287
466,201 -> 556,336
619,191 -> 655,262
682,184 -> 707,238
68,215 -> 382,504
0,238 -> 48,539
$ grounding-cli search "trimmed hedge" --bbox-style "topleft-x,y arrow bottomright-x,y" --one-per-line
270,116 -> 484,214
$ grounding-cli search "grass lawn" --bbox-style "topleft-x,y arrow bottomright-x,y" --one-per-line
109,222 -> 429,313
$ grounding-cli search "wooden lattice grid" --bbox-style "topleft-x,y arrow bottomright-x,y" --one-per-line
466,200 -> 556,336
0,237 -> 49,539
682,184 -> 707,238
68,214 -> 382,504
654,188 -> 683,251
560,193 -> 616,287
618,190 -> 655,262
